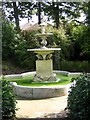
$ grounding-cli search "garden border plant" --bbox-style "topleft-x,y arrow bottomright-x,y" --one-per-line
2,76 -> 17,120
67,74 -> 90,120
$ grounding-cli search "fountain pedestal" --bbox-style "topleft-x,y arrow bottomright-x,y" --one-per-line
27,48 -> 61,82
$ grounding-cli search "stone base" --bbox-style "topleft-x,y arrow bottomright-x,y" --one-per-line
34,60 -> 56,82
33,73 -> 57,82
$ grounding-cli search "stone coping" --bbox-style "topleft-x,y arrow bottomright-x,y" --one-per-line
2,70 -> 87,80
27,48 -> 61,52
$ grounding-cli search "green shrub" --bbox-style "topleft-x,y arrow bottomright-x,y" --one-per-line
2,18 -> 36,70
2,77 -> 17,119
67,74 -> 90,120
2,18 -> 16,59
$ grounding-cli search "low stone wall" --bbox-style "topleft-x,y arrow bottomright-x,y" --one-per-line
10,82 -> 70,99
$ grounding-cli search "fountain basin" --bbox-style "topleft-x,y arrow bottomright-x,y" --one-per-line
4,70 -> 83,99
11,82 -> 70,99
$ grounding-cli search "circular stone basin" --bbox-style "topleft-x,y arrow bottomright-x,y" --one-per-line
9,71 -> 72,99
11,82 -> 70,99
6,70 -> 82,99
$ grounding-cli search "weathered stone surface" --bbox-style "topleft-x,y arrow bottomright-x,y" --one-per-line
34,74 -> 57,82
11,82 -> 70,99
4,74 -> 22,79
14,85 -> 33,98
36,60 -> 53,76
34,60 -> 57,82
21,71 -> 35,77
68,72 -> 82,77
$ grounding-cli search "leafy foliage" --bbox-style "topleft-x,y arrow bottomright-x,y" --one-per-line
83,1 -> 90,26
66,22 -> 90,61
3,18 -> 90,72
2,77 -> 17,119
46,24 -> 70,60
2,19 -> 15,59
67,74 -> 90,120
2,19 -> 36,70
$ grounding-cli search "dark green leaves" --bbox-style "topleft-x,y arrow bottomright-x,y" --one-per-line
2,77 -> 17,119
67,74 -> 90,120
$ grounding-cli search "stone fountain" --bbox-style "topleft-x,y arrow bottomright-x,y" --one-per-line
8,12 -> 70,99
27,12 -> 61,82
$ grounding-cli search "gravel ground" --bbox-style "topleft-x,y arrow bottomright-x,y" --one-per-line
16,96 -> 68,119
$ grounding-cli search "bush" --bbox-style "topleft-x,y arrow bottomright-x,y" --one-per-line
2,19 -> 36,70
67,74 -> 90,120
2,77 -> 17,119
2,18 -> 16,59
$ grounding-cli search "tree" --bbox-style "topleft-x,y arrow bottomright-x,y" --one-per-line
2,2 -> 20,31
43,2 -> 82,29
2,2 -> 35,30
12,2 -> 20,31
52,2 -> 59,29
79,1 -> 90,60
3,2 -> 84,29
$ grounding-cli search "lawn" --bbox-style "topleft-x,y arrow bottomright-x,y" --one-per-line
7,74 -> 73,86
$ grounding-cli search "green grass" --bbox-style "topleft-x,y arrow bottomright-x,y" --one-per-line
7,74 -> 73,86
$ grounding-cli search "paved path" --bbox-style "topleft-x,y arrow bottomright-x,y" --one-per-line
16,96 -> 68,118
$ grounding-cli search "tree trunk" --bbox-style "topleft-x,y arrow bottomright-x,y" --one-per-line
52,2 -> 59,29
38,2 -> 41,25
12,2 -> 20,31
55,4 -> 59,29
